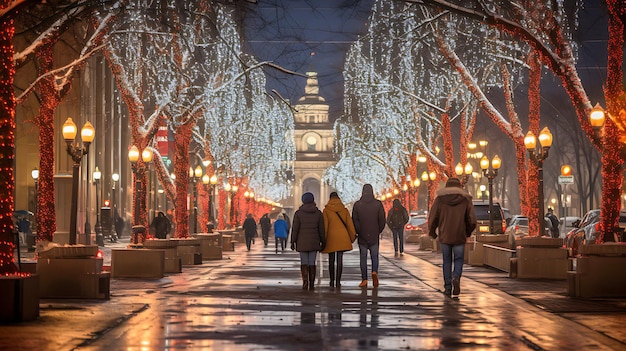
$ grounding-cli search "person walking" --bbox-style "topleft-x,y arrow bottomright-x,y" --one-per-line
352,184 -> 386,288
546,207 -> 560,238
243,214 -> 257,251
428,177 -> 477,297
387,199 -> 409,257
322,192 -> 357,288
151,211 -> 171,239
273,214 -> 289,253
260,213 -> 272,247
291,192 -> 325,291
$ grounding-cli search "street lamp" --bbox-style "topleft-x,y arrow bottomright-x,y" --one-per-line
524,127 -> 553,237
421,170 -> 437,210
128,145 -> 153,244
61,117 -> 95,245
480,155 -> 501,234
190,165 -> 202,234
479,184 -> 486,201
93,167 -> 103,245
455,162 -> 473,188
111,173 -> 119,242
31,168 -> 38,215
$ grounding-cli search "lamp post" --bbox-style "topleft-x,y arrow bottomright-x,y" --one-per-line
93,167 -> 103,246
479,184 -> 486,201
455,162 -> 473,189
524,127 -> 553,237
480,155 -> 501,234
189,165 -> 203,234
421,170 -> 437,210
61,118 -> 95,245
31,168 -> 38,218
128,145 -> 153,244
231,184 -> 239,227
111,173 -> 119,241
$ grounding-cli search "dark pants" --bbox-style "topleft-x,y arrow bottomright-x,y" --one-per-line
275,237 -> 286,251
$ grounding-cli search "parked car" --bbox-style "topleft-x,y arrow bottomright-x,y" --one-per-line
564,209 -> 626,256
559,216 -> 581,238
504,215 -> 551,241
472,201 -> 506,235
502,207 -> 512,226
505,215 -> 529,238
404,214 -> 428,238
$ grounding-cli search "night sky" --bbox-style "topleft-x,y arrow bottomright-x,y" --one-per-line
241,0 -> 374,121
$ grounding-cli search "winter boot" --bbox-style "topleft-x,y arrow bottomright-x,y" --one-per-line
300,265 -> 309,290
336,265 -> 343,287
308,265 -> 316,291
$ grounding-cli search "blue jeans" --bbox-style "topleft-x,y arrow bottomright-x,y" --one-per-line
299,251 -> 317,265
391,228 -> 404,253
440,243 -> 465,292
359,243 -> 379,280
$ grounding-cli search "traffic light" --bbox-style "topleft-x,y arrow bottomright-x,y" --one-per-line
561,165 -> 572,177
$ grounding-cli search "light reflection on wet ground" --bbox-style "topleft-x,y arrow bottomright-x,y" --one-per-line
71,243 -> 624,351
3,240 -> 625,351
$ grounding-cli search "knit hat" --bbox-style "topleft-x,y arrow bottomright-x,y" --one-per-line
445,177 -> 462,188
302,192 -> 314,204
329,191 -> 339,199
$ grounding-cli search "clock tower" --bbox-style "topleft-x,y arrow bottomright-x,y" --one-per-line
290,71 -> 336,212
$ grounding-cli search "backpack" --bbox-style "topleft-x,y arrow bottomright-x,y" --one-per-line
389,209 -> 405,229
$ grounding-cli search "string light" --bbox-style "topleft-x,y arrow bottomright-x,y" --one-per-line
0,19 -> 17,274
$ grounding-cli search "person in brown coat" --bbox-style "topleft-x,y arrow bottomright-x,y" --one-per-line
322,192 -> 357,288
428,177 -> 477,297
291,192 -> 326,291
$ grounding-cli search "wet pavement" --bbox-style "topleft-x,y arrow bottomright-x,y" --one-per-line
2,236 -> 626,350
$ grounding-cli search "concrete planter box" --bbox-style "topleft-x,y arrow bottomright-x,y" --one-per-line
197,234 -> 223,260
171,238 -> 202,265
568,255 -> 626,297
476,234 -> 509,243
37,258 -> 110,299
516,247 -> 568,279
578,243 -> 626,256
144,239 -> 182,273
518,237 -> 563,248
483,244 -> 515,272
0,274 -> 39,322
467,240 -> 484,266
111,249 -> 165,279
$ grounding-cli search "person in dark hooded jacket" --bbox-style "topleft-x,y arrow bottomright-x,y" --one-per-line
428,177 -> 477,297
352,184 -> 386,288
291,192 -> 325,291
387,199 -> 409,257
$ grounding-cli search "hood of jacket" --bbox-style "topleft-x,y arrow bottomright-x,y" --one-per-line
435,187 -> 472,206
359,184 -> 376,203
392,198 -> 402,210
324,197 -> 346,212
298,202 -> 319,213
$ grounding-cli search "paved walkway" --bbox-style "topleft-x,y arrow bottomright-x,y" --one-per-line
2,236 -> 626,350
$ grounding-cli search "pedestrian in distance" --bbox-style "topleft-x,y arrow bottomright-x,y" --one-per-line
387,199 -> 409,257
291,192 -> 326,291
273,214 -> 289,253
150,211 -> 171,239
428,177 -> 477,297
352,184 -> 386,288
260,213 -> 272,247
546,207 -> 560,238
322,192 -> 357,288
243,213 -> 257,251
